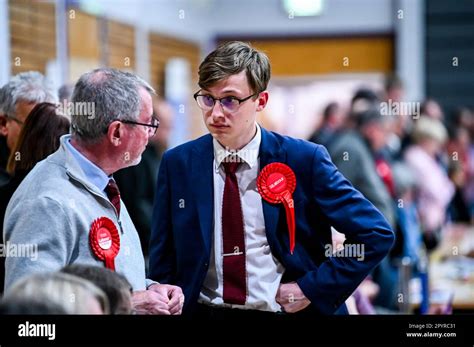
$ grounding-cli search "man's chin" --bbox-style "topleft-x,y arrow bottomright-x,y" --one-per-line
123,156 -> 142,168
210,129 -> 232,140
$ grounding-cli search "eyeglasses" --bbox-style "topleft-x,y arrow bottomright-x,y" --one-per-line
193,91 -> 259,113
116,115 -> 160,136
5,115 -> 24,125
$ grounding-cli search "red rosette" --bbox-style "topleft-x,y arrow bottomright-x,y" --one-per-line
257,163 -> 297,254
89,217 -> 120,271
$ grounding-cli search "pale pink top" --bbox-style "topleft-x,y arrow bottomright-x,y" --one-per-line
404,146 -> 455,231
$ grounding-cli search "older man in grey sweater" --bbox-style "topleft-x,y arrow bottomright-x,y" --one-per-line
3,68 -> 183,315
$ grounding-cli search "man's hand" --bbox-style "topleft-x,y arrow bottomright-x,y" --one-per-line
148,283 -> 185,315
276,282 -> 311,313
131,290 -> 171,315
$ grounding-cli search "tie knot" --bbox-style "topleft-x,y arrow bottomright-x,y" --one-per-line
222,157 -> 240,175
106,179 -> 120,195
105,179 -> 121,217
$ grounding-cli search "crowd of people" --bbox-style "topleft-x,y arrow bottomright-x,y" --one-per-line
0,41 -> 472,315
309,76 -> 474,312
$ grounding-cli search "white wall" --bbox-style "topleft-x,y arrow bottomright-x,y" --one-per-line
79,0 -> 394,44
0,0 -> 11,85
211,0 -> 393,38
394,0 -> 425,102
78,0 -> 214,44
2,0 -> 425,101
76,0 -> 424,101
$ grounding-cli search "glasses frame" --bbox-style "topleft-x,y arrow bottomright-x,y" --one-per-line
193,91 -> 259,112
110,115 -> 160,136
5,115 -> 24,125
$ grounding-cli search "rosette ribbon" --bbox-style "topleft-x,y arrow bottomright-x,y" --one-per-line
89,217 -> 120,271
257,163 -> 297,254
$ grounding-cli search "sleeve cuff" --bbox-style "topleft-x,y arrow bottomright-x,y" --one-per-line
145,279 -> 160,289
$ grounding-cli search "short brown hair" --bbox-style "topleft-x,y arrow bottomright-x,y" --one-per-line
198,41 -> 271,94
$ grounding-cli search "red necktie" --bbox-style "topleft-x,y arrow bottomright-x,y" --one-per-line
222,159 -> 247,305
105,179 -> 121,217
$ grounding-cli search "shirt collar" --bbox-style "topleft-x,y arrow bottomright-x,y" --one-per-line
64,135 -> 112,193
213,123 -> 261,170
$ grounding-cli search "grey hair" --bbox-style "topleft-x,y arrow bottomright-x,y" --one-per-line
58,83 -> 74,102
0,71 -> 57,117
3,271 -> 110,314
70,67 -> 155,143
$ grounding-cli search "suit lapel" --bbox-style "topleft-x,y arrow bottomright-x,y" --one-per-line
259,127 -> 286,251
192,135 -> 214,255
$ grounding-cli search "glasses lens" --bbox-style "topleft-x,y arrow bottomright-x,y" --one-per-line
7,115 -> 23,125
220,97 -> 239,112
197,95 -> 214,109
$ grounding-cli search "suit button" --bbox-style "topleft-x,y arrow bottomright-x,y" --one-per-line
204,263 -> 209,268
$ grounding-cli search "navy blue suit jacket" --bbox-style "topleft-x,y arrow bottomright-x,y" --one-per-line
149,127 -> 394,315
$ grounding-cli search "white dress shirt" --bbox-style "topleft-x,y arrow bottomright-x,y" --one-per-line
199,124 -> 285,312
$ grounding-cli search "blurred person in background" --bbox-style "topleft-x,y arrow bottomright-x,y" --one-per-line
449,107 -> 474,223
343,88 -> 382,138
58,84 -> 74,104
420,99 -> 445,122
404,116 -> 454,250
0,102 -> 70,294
115,97 -> 174,261
0,91 -> 9,186
308,102 -> 345,148
391,162 -> 423,265
61,264 -> 133,314
2,271 -> 109,314
328,107 -> 395,228
384,74 -> 404,104
382,75 -> 414,159
0,71 -> 58,171
328,106 -> 398,310
447,161 -> 471,224
349,88 -> 380,119
450,107 -> 473,134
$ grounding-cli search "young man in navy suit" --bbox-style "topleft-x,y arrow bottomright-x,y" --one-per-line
149,41 -> 394,316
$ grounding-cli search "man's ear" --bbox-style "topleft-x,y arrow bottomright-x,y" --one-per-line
106,120 -> 123,146
0,115 -> 8,137
256,91 -> 269,112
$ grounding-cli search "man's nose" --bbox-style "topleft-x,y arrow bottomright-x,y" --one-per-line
210,100 -> 226,120
147,127 -> 156,139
